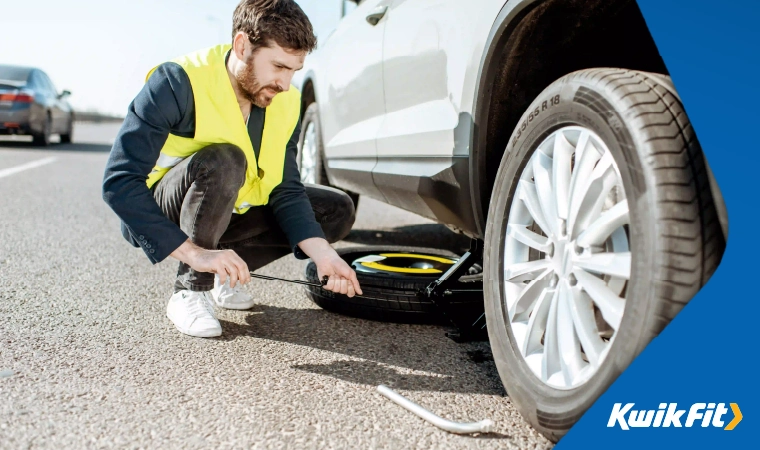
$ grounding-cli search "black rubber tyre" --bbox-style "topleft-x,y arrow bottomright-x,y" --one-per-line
304,246 -> 483,324
483,69 -> 726,442
32,114 -> 51,146
297,103 -> 328,185
298,102 -> 360,209
60,115 -> 74,143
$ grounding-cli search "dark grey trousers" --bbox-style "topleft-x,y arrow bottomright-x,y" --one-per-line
151,144 -> 356,292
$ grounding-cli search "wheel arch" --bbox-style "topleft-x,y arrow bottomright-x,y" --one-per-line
469,0 -> 669,237
299,71 -> 318,120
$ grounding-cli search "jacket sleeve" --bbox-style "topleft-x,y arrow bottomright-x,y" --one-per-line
102,62 -> 195,264
267,117 -> 327,260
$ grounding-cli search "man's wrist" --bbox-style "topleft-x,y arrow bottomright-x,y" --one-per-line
171,239 -> 202,265
297,237 -> 333,262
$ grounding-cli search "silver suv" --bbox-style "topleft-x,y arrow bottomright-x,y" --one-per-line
296,0 -> 727,441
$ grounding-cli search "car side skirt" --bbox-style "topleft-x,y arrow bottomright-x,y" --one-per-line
371,156 -> 479,236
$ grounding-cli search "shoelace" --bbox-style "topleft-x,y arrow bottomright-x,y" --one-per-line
184,291 -> 217,319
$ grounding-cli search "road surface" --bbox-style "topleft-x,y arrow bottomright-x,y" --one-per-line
0,123 -> 551,449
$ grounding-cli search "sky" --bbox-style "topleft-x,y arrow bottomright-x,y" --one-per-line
0,0 -> 346,116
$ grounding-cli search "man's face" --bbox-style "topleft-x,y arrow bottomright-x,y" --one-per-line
236,40 -> 305,108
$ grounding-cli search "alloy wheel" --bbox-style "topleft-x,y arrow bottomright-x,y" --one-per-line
503,126 -> 630,389
300,121 -> 319,184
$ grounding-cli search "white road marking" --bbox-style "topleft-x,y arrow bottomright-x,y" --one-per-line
0,157 -> 57,180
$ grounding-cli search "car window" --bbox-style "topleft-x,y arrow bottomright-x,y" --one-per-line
342,0 -> 359,17
31,72 -> 50,94
28,72 -> 44,91
40,72 -> 58,94
0,65 -> 32,83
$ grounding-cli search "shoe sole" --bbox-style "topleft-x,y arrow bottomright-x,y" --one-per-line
166,311 -> 222,338
216,300 -> 256,310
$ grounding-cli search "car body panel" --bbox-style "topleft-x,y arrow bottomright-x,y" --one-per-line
299,0 -> 543,237
0,103 -> 33,134
316,0 -> 393,200
377,0 -> 506,159
371,0 -> 509,235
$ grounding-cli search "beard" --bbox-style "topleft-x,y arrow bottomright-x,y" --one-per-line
236,65 -> 283,109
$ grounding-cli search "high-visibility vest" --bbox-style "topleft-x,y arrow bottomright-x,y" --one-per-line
145,44 -> 301,214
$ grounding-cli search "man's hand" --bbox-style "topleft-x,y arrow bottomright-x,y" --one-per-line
298,237 -> 362,297
170,239 -> 251,288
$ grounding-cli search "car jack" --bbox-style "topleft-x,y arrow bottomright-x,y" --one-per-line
247,238 -> 488,343
423,238 -> 487,343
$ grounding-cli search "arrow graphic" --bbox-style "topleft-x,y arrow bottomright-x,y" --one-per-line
725,403 -> 742,430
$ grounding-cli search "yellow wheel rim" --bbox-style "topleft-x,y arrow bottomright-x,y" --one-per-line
352,253 -> 456,275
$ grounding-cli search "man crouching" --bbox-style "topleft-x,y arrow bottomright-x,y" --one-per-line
103,0 -> 361,337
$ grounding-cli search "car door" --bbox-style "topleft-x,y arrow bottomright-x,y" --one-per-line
373,0 -> 508,221
40,72 -> 66,133
317,0 -> 392,198
30,71 -> 56,132
27,71 -> 51,133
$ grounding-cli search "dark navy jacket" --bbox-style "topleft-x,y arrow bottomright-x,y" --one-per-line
102,61 -> 325,264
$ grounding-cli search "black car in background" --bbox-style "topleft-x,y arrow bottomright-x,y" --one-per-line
0,64 -> 74,145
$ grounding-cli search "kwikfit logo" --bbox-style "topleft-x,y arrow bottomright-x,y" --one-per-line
607,403 -> 742,430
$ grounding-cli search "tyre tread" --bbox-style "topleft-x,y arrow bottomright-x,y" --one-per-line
573,68 -> 725,339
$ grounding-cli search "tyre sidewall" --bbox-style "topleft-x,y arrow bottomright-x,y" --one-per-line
305,246 -> 483,323
484,74 -> 657,439
61,116 -> 73,143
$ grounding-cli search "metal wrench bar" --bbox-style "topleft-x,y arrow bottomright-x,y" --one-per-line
248,272 -> 418,302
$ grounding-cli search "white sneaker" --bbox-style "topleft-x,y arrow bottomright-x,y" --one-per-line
210,275 -> 255,310
166,290 -> 222,338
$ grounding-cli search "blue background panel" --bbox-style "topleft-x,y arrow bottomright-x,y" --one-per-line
558,1 -> 758,448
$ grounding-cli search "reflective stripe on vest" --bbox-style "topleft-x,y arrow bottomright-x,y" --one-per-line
144,44 -> 301,214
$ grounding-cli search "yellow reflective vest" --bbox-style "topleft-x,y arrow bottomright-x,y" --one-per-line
145,44 -> 301,214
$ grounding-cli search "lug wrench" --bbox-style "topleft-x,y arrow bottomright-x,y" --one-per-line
248,272 -> 415,303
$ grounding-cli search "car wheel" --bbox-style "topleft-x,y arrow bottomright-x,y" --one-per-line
298,102 -> 360,208
298,103 -> 328,185
483,68 -> 725,442
304,246 -> 483,324
32,114 -> 51,146
60,116 -> 73,143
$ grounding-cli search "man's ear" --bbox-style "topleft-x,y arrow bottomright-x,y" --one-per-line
232,32 -> 248,60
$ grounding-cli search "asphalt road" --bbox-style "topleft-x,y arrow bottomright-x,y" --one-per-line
0,123 -> 552,449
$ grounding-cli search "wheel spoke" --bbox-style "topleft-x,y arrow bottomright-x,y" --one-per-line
557,282 -> 586,385
567,148 -> 611,237
541,288 -> 561,382
573,268 -> 625,330
504,260 -> 552,282
567,285 -> 606,368
575,171 -> 618,240
507,225 -> 552,253
509,270 -> 552,321
567,137 -> 600,224
532,150 -> 559,237
521,286 -> 555,356
553,132 -> 574,220
518,180 -> 551,235
576,200 -> 629,247
573,129 -> 591,170
575,252 -> 631,280
607,227 -> 629,295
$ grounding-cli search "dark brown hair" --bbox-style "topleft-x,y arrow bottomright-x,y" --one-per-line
232,0 -> 317,54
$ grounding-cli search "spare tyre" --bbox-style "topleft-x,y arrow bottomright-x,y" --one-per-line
304,245 -> 483,324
